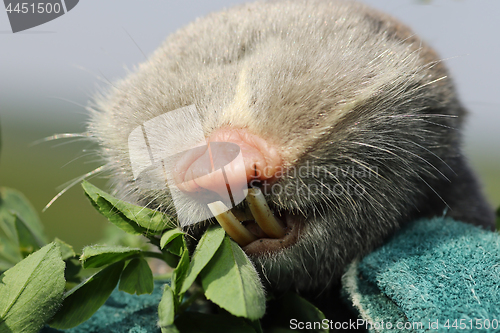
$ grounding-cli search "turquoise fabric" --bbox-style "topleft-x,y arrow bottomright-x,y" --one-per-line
343,217 -> 500,332
41,217 -> 500,332
41,281 -> 165,333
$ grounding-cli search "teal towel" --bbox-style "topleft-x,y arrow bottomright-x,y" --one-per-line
41,217 -> 500,332
41,281 -> 165,333
342,217 -> 500,333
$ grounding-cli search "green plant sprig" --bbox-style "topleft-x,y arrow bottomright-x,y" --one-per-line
0,181 -> 330,333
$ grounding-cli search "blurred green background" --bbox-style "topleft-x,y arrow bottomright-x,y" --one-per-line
1,0 -> 499,252
0,108 -> 109,251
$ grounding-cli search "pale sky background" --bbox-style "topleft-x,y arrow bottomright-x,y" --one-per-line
0,0 -> 499,247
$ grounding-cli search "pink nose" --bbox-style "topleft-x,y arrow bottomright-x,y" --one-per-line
173,128 -> 281,200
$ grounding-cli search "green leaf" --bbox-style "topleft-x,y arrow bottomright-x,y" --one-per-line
160,229 -> 184,249
54,238 -> 76,260
14,215 -> 40,257
49,261 -> 125,329
175,312 -> 257,333
0,242 -> 65,333
166,236 -> 186,257
0,187 -> 46,244
172,249 -> 190,300
83,189 -> 145,236
15,214 -> 44,257
0,210 -> 22,269
180,226 -> 225,294
159,228 -> 186,257
158,284 -> 180,333
92,196 -> 146,235
265,292 -> 328,333
0,187 -> 47,269
82,181 -> 174,234
81,244 -> 142,268
200,235 -> 266,320
119,257 -> 154,295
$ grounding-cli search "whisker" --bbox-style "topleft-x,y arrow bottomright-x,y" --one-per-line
346,157 -> 386,181
383,142 -> 450,182
98,70 -> 125,93
82,157 -> 109,165
60,152 -> 98,169
123,28 -> 149,61
137,194 -> 164,233
402,140 -> 456,175
350,141 -> 398,158
31,132 -> 92,146
43,165 -> 107,212
415,75 -> 448,90
47,96 -> 87,109
73,65 -> 127,93
418,174 -> 451,210
418,119 -> 457,130
49,138 -> 95,149
387,113 -> 457,119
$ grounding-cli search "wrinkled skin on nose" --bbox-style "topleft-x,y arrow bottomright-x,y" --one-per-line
173,128 -> 282,199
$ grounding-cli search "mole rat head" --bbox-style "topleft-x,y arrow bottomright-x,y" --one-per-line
88,0 -> 461,293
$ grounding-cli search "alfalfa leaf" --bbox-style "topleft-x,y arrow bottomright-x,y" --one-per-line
0,209 -> 21,269
0,187 -> 47,269
48,261 -> 124,329
119,257 -> 154,295
80,244 -> 141,269
171,248 -> 190,303
82,181 -> 174,235
180,226 -> 225,294
54,237 -> 76,260
160,228 -> 184,249
199,235 -> 265,320
83,185 -> 147,236
158,284 -> 180,333
0,187 -> 47,244
14,214 -> 44,257
160,229 -> 186,257
0,242 -> 65,333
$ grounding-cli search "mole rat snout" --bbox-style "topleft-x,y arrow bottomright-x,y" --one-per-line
171,127 -> 290,249
173,127 -> 282,198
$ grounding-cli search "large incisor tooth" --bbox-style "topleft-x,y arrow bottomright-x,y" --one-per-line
208,201 -> 257,246
246,187 -> 286,238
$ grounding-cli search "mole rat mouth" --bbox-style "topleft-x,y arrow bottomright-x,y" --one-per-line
207,187 -> 301,255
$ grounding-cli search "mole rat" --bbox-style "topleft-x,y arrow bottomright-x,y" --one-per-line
87,0 -> 494,308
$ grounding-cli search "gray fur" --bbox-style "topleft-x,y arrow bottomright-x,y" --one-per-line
88,0 -> 494,297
